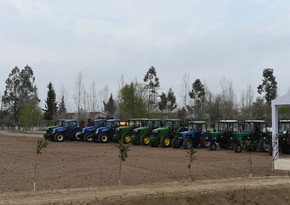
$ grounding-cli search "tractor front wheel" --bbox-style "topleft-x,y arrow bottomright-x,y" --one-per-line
259,138 -> 270,152
171,137 -> 180,148
234,143 -> 242,153
54,133 -> 65,142
140,135 -> 150,145
209,142 -> 217,151
98,133 -> 109,143
160,136 -> 171,148
73,130 -> 82,141
183,138 -> 193,149
84,133 -> 93,142
122,134 -> 131,144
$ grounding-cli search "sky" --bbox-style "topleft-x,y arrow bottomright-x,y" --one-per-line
1,0 -> 290,111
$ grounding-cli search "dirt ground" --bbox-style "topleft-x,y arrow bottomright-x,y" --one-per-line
1,131 -> 290,205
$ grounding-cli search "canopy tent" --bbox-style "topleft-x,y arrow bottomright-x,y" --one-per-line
272,93 -> 290,170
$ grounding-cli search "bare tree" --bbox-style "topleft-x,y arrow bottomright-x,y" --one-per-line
180,73 -> 190,108
89,81 -> 97,112
73,72 -> 85,122
220,77 -> 238,119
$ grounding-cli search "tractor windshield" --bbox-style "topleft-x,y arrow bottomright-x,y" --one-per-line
279,122 -> 290,133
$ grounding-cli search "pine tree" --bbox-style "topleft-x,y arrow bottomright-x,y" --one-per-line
58,95 -> 67,119
103,94 -> 116,118
43,82 -> 57,121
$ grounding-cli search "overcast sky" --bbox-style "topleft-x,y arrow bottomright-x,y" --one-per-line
1,0 -> 290,111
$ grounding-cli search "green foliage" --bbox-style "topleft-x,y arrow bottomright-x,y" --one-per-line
144,66 -> 160,115
2,65 -> 38,124
158,88 -> 177,113
43,82 -> 58,121
117,81 -> 147,119
158,92 -> 167,112
116,141 -> 130,186
116,140 -> 130,161
19,99 -> 42,128
36,138 -> 49,155
257,68 -> 277,106
58,95 -> 67,118
103,93 -> 116,118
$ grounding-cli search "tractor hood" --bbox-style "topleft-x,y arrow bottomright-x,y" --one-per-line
96,126 -> 110,134
180,130 -> 193,135
53,126 -> 66,133
83,125 -> 96,132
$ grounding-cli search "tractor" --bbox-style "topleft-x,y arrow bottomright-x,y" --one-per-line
131,119 -> 162,145
268,120 -> 290,155
112,118 -> 147,143
171,121 -> 207,149
43,119 -> 82,142
77,119 -> 107,142
232,120 -> 268,153
149,119 -> 186,148
207,120 -> 239,151
92,119 -> 121,143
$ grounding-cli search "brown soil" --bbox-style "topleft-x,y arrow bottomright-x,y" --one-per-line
0,131 -> 290,204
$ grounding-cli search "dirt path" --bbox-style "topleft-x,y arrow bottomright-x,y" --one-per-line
1,176 -> 290,205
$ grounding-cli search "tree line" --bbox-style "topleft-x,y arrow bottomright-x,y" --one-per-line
0,65 -> 286,129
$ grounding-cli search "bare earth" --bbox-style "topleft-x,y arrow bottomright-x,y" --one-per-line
1,131 -> 290,205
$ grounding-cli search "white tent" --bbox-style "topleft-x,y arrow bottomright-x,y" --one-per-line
272,93 -> 290,170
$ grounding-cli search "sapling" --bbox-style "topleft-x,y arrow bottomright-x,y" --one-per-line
186,147 -> 196,182
116,140 -> 130,187
33,138 -> 49,191
248,152 -> 253,178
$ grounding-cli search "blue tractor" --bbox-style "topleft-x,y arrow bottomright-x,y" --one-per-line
92,119 -> 121,143
43,119 -> 82,142
171,121 -> 207,149
78,119 -> 107,142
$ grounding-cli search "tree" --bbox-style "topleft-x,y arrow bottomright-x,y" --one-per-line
180,73 -> 190,108
73,71 -> 85,122
144,66 -> 160,115
43,82 -> 57,121
158,92 -> 167,113
189,79 -> 205,119
167,88 -> 177,112
2,66 -> 37,125
257,68 -> 278,106
58,95 -> 67,119
117,81 -> 147,119
103,94 -> 116,118
19,99 -> 42,128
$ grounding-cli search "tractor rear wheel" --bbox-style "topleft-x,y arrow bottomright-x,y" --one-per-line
258,138 -> 270,152
160,136 -> 171,148
200,135 -> 210,148
140,135 -> 150,145
209,142 -> 217,151
122,134 -> 131,144
171,137 -> 180,148
98,133 -> 109,143
234,143 -> 242,153
92,135 -> 99,143
84,133 -> 93,142
183,138 -> 193,149
54,133 -> 65,142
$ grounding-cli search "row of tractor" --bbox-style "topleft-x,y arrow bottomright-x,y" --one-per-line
43,118 -> 290,154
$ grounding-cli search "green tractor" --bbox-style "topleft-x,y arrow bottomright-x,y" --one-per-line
149,119 -> 186,148
268,120 -> 290,155
112,118 -> 147,143
207,120 -> 239,151
131,119 -> 162,145
232,120 -> 268,153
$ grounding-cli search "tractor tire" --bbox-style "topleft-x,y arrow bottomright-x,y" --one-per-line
268,140 -> 273,156
183,138 -> 193,149
281,145 -> 290,154
140,135 -> 150,145
98,133 -> 109,143
258,138 -> 270,152
200,135 -> 210,148
247,142 -> 257,152
171,137 -> 180,148
54,133 -> 65,142
121,134 -> 131,144
209,142 -> 217,151
73,130 -> 82,141
160,136 -> 171,148
84,133 -> 93,142
234,143 -> 242,153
